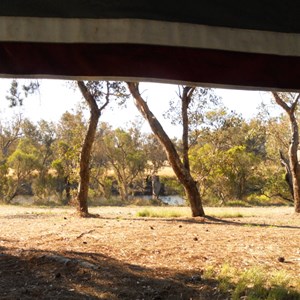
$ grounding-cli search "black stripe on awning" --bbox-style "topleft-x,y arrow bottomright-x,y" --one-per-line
0,0 -> 300,33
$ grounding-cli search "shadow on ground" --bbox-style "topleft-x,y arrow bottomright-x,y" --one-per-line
0,246 -> 224,300
0,245 -> 299,299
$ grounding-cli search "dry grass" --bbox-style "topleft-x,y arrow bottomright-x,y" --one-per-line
0,205 -> 299,299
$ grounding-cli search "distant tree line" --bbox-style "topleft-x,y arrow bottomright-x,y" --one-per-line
0,93 -> 294,207
0,110 -> 168,204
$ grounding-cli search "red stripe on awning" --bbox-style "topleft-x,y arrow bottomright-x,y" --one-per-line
1,42 -> 300,90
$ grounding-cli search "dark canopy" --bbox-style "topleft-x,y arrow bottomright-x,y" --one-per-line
1,1 -> 300,90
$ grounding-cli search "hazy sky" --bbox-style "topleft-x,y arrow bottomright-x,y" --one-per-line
0,79 -> 274,137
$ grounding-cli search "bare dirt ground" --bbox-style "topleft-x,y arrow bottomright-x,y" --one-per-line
0,205 -> 299,299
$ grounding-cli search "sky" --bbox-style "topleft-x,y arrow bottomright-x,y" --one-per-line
0,79 -> 276,137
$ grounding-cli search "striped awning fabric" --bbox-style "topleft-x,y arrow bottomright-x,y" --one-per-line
1,1 -> 300,90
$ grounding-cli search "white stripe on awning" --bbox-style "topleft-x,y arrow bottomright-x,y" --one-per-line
1,16 -> 300,57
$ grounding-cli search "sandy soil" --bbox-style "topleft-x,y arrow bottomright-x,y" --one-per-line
0,205 -> 299,299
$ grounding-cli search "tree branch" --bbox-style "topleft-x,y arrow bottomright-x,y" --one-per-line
77,81 -> 100,114
99,82 -> 111,112
290,93 -> 300,113
272,92 -> 291,114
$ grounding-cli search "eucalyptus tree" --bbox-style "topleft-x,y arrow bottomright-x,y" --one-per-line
143,133 -> 167,176
127,83 -> 219,217
1,80 -> 38,201
87,122 -> 112,200
52,110 -> 87,203
261,114 -> 292,201
102,126 -> 147,201
0,115 -> 23,159
21,119 -> 57,199
6,138 -> 40,201
3,79 -> 39,157
76,81 -> 128,216
0,116 -> 23,201
272,92 -> 300,212
189,109 -> 265,203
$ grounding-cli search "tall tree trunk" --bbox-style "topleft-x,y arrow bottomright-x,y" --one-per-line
127,82 -> 205,217
181,87 -> 194,172
76,82 -> 110,216
289,113 -> 300,213
273,92 -> 300,213
76,107 -> 100,215
77,81 -> 101,216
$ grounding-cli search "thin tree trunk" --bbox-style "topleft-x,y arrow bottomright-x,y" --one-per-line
77,81 -> 101,216
77,81 -> 110,216
127,82 -> 205,217
76,108 -> 100,215
181,87 -> 194,172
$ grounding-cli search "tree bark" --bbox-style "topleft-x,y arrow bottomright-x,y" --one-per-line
127,82 -> 205,217
289,112 -> 300,213
77,81 -> 100,216
181,87 -> 195,172
273,92 -> 300,213
76,81 -> 109,216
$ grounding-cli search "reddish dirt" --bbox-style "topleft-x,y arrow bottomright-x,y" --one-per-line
0,206 -> 299,299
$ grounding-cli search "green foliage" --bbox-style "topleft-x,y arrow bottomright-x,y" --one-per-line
208,264 -> 300,300
164,87 -> 221,130
99,177 -> 114,200
160,176 -> 184,196
143,133 -> 167,175
5,139 -> 40,201
0,162 -> 9,201
31,174 -> 59,201
7,139 -> 40,177
102,126 -> 147,201
190,143 -> 262,204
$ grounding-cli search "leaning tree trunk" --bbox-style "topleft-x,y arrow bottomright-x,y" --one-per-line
273,92 -> 300,213
127,82 -> 205,217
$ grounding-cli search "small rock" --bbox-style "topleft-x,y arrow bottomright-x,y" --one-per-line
278,257 -> 285,263
179,225 -> 182,228
150,226 -> 154,230
193,237 -> 198,241
55,272 -> 61,278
